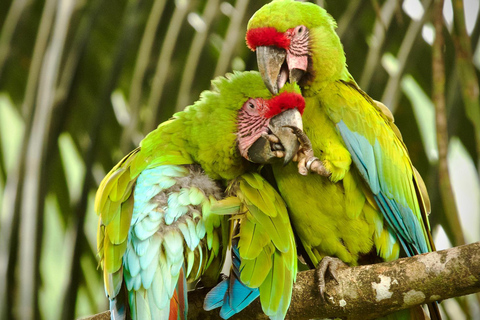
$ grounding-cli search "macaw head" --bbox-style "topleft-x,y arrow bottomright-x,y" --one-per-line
235,80 -> 305,165
192,71 -> 305,169
246,0 -> 346,94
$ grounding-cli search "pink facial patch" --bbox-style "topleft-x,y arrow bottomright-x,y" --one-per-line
265,92 -> 305,119
246,27 -> 290,51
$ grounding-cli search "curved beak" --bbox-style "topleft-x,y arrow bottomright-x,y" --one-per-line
256,46 -> 287,95
257,46 -> 307,95
247,108 -> 303,165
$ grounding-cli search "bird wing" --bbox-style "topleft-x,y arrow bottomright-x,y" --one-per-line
205,173 -> 297,320
326,81 -> 434,256
96,150 -> 229,319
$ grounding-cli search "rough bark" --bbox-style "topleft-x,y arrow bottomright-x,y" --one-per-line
81,242 -> 480,320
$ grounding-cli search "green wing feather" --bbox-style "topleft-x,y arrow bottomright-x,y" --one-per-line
324,81 -> 434,254
96,143 -> 195,296
235,173 -> 297,319
96,148 -> 141,280
208,172 -> 297,318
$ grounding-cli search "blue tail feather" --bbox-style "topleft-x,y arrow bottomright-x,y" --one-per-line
110,281 -> 128,320
204,240 -> 259,319
204,279 -> 229,310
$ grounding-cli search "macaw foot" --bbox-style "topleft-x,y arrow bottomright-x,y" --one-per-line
316,256 -> 348,303
285,126 -> 331,177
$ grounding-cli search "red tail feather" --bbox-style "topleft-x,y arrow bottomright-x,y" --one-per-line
169,291 -> 179,320
177,268 -> 186,319
169,268 -> 187,320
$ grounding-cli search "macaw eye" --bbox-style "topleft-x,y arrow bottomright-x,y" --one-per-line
298,26 -> 303,34
245,99 -> 257,109
243,98 -> 263,114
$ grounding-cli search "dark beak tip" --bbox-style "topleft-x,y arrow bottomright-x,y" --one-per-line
282,140 -> 299,166
266,82 -> 278,95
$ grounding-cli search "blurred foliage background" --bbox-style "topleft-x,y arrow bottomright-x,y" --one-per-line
0,0 -> 479,319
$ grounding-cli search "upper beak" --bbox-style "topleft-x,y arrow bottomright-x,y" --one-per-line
257,46 -> 307,95
270,108 -> 303,164
256,46 -> 287,95
247,108 -> 303,165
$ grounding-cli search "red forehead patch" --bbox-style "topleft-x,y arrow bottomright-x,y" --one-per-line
265,92 -> 305,119
246,27 -> 290,51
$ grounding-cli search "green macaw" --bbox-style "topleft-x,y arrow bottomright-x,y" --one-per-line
245,1 -> 439,319
95,71 -> 303,319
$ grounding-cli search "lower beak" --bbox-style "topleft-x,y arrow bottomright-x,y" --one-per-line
257,46 -> 307,95
247,109 -> 303,165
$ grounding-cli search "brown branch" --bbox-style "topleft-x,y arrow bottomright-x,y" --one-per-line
82,242 -> 480,320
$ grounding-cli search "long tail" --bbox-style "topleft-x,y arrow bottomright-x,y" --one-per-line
427,302 -> 441,320
169,267 -> 188,320
204,240 -> 259,319
110,281 -> 129,320
379,303 -> 441,320
127,265 -> 188,320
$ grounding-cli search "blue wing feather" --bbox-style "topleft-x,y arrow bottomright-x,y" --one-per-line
338,122 -> 380,193
337,121 -> 429,255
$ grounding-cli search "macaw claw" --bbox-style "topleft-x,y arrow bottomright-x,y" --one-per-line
260,133 -> 286,159
285,126 -> 331,177
261,132 -> 280,144
315,256 -> 348,303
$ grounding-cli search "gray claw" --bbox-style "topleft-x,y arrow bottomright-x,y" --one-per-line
315,256 -> 348,303
284,125 -> 312,151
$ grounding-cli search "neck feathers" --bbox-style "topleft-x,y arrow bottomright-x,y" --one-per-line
141,103 -> 249,181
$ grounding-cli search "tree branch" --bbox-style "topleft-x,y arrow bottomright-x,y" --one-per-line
82,242 -> 480,320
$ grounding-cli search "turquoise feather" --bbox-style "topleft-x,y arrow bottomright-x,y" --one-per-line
204,239 -> 260,319
337,121 -> 430,255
